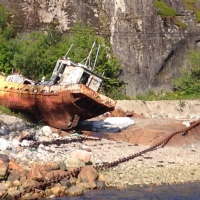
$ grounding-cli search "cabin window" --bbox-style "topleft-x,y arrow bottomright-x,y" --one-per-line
23,80 -> 32,84
54,62 -> 62,72
80,72 -> 90,85
60,64 -> 66,74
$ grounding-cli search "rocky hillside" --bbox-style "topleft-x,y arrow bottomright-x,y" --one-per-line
1,0 -> 200,96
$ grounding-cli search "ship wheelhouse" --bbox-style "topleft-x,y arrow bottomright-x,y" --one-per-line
44,57 -> 103,92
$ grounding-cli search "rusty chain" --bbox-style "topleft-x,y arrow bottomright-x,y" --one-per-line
7,119 -> 200,199
94,119 -> 200,170
21,135 -> 101,148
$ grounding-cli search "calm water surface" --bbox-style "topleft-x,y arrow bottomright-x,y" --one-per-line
50,182 -> 200,200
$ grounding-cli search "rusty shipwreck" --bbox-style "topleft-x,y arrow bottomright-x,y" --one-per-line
0,48 -> 116,129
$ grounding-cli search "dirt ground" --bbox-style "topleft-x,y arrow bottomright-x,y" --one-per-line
116,100 -> 200,119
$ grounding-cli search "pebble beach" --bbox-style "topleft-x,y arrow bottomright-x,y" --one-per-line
0,100 -> 199,199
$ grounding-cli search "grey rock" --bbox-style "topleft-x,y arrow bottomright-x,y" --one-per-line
67,185 -> 83,196
59,162 -> 66,171
60,178 -> 71,187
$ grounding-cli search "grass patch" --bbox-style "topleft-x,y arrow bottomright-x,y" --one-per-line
182,0 -> 200,22
195,10 -> 200,22
154,0 -> 189,28
0,105 -> 14,115
135,90 -> 200,101
154,0 -> 176,17
183,0 -> 196,8
0,105 -> 31,121
173,17 -> 188,28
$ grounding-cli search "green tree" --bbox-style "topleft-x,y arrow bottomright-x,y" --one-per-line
13,31 -> 49,79
0,35 -> 17,74
0,14 -> 125,98
13,28 -> 63,80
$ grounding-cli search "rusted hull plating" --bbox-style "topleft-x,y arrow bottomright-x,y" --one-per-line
0,79 -> 116,129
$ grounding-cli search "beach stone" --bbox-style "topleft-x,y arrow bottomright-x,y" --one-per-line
2,181 -> 12,189
44,188 -> 53,197
0,126 -> 10,135
60,131 -> 70,137
20,175 -> 27,183
69,177 -> 77,186
0,139 -> 10,151
60,178 -> 71,187
0,157 -> 9,180
79,145 -> 91,152
96,180 -> 106,189
45,170 -> 68,181
21,192 -> 40,200
0,189 -> 7,197
22,179 -> 39,190
27,165 -> 43,181
51,185 -> 67,195
98,174 -> 111,185
65,158 -> 83,168
21,140 -> 31,147
59,162 -> 66,171
41,126 -> 52,136
7,170 -> 20,181
13,180 -> 21,187
8,159 -> 23,172
67,185 -> 83,196
78,182 -> 91,190
78,166 -> 99,184
0,183 -> 7,190
49,162 -> 60,170
110,107 -> 127,117
11,139 -> 21,147
0,154 -> 9,164
27,164 -> 52,180
51,127 -> 61,134
51,185 -> 61,195
7,187 -> 21,197
70,150 -> 92,163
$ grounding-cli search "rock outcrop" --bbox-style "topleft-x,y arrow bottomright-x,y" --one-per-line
1,0 -> 200,96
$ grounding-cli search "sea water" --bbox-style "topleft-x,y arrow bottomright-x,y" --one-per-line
49,182 -> 200,200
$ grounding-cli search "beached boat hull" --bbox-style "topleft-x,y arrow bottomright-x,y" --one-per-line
0,77 -> 116,129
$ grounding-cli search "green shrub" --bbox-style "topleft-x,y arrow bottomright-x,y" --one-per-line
172,50 -> 200,97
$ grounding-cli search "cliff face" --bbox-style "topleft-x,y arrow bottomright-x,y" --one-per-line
1,0 -> 200,96
102,0 -> 200,95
